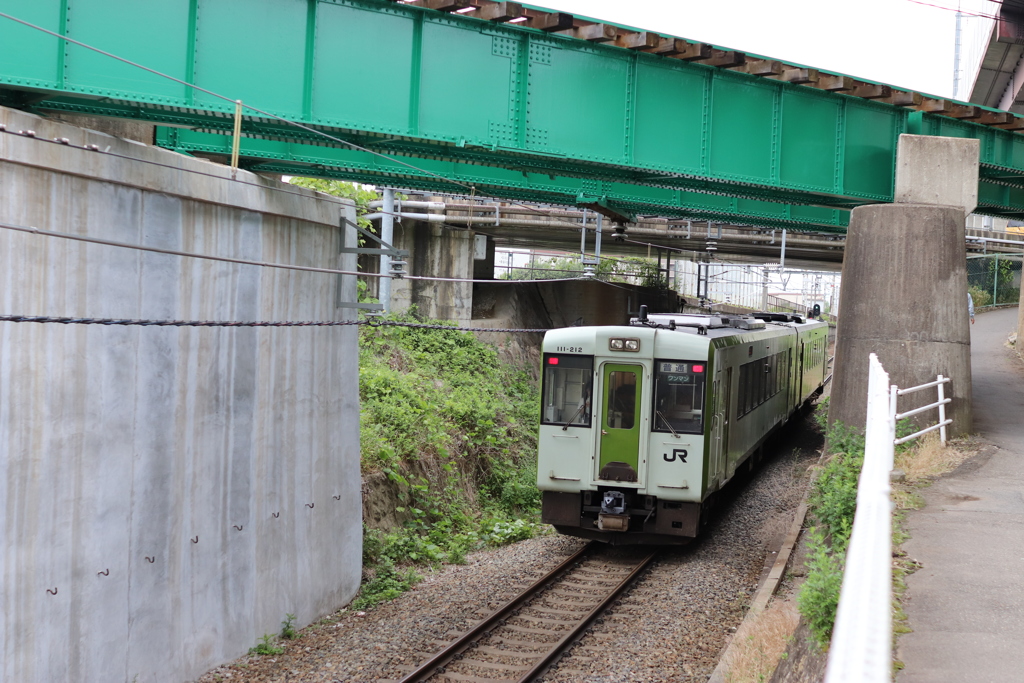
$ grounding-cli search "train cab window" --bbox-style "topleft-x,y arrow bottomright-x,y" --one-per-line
607,371 -> 638,430
541,354 -> 594,427
652,361 -> 706,434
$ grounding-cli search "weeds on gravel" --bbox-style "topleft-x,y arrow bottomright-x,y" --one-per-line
352,560 -> 423,611
280,613 -> 298,640
723,600 -> 799,683
479,518 -> 538,546
248,634 -> 284,656
895,432 -> 977,482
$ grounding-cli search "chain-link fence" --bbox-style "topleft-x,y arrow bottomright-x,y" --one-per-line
967,254 -> 1022,308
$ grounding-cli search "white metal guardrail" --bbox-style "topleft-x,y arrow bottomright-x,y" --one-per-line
892,376 -> 952,446
824,357 -> 954,682
824,354 -> 894,683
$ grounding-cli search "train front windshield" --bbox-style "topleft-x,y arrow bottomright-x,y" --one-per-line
653,361 -> 707,434
541,354 -> 594,427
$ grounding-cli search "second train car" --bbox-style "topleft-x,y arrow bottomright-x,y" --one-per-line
537,307 -> 828,544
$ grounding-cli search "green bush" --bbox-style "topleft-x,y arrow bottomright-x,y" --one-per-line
798,528 -> 846,649
480,518 -> 538,547
809,449 -> 863,550
800,414 -> 927,647
354,315 -> 543,608
969,284 -> 992,309
798,419 -> 865,649
813,396 -> 830,430
358,314 -> 538,476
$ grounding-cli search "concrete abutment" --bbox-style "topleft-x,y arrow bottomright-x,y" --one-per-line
831,135 -> 978,436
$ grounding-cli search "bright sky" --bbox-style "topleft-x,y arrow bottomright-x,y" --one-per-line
531,0 -> 997,98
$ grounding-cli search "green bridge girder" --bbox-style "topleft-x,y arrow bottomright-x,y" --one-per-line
158,127 -> 851,232
2,0 -> 1024,226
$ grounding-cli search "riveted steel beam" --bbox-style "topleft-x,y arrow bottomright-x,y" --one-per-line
4,0 -> 1024,218
157,127 -> 850,232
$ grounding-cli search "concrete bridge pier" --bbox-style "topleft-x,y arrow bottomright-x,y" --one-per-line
830,135 -> 979,436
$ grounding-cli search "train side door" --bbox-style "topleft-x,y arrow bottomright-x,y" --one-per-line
712,364 -> 731,488
598,364 -> 642,479
797,342 -> 805,400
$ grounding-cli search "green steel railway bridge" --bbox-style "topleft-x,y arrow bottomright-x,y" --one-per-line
3,0 -> 1024,233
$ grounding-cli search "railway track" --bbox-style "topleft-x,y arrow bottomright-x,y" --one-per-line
394,542 -> 658,683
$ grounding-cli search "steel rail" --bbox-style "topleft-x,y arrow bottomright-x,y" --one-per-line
395,542 -> 596,683
515,549 -> 659,683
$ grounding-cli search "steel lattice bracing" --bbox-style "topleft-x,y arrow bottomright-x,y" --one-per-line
4,0 -> 1024,227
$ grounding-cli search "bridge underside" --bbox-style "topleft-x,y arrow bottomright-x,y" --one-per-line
5,0 -> 1024,231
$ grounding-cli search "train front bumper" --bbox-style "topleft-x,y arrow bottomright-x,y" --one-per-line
541,491 -> 700,544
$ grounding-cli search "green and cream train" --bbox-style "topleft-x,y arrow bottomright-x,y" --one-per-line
538,307 -> 828,544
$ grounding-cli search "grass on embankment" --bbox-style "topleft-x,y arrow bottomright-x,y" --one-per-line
723,401 -> 980,682
354,314 -> 543,610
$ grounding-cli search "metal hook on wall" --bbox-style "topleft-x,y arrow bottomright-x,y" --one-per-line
306,503 -> 315,509
97,569 -> 109,576
272,512 -> 280,518
233,525 -> 243,531
46,587 -> 58,595
333,495 -> 341,500
191,536 -> 199,544
145,556 -> 155,564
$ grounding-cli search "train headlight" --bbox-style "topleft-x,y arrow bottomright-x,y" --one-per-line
609,338 -> 640,352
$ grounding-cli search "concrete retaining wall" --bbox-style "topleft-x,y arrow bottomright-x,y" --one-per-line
0,107 -> 361,682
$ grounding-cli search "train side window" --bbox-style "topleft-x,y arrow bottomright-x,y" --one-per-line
541,354 -> 594,427
740,363 -> 752,415
652,360 -> 706,434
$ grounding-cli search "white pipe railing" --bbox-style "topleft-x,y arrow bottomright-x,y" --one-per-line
825,360 -> 955,682
824,353 -> 894,683
891,375 -> 952,446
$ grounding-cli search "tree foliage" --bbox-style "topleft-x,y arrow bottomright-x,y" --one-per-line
288,177 -> 379,228
499,254 -> 666,288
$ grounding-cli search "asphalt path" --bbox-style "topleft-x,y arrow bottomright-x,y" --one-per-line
897,306 -> 1024,683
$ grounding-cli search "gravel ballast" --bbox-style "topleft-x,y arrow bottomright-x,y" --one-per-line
197,420 -> 820,683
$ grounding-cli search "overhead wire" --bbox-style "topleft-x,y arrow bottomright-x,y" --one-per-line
0,8 -> 575,227
0,6 -> 837,315
0,219 -> 377,278
904,0 -> 1002,19
0,219 -> 594,285
0,131 -> 792,267
0,126 -> 353,209
0,8 -> 824,236
0,10 -> 477,194
0,314 -> 550,333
